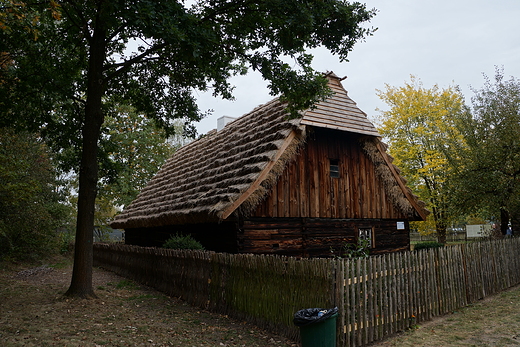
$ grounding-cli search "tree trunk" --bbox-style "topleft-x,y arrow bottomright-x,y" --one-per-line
65,16 -> 107,298
511,211 -> 519,236
436,223 -> 447,244
500,207 -> 509,236
430,205 -> 447,244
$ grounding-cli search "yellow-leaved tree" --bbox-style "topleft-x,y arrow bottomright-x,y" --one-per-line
377,76 -> 465,243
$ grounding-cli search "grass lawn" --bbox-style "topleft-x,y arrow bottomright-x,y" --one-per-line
373,283 -> 520,346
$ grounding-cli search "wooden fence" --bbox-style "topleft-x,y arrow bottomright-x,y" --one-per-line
94,244 -> 335,340
94,238 -> 520,346
335,239 -> 520,346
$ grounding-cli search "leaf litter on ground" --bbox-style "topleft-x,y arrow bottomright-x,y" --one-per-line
0,257 -> 298,347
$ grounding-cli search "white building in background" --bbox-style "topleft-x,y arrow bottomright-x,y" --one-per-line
466,224 -> 492,238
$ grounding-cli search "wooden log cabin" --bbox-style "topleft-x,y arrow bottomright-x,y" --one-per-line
111,72 -> 429,257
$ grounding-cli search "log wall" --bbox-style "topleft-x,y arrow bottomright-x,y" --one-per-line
239,217 -> 410,257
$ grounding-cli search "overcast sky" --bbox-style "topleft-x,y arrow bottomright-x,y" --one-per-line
193,0 -> 520,134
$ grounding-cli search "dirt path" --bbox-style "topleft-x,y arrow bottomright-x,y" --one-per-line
0,259 -> 298,347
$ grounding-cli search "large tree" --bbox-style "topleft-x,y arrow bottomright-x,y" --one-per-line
0,0 -> 376,297
376,76 -> 465,243
452,68 -> 520,235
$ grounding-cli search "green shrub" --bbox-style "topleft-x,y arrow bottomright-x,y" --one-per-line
162,233 -> 204,250
414,241 -> 445,250
332,239 -> 370,259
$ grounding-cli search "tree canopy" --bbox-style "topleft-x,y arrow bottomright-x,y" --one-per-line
0,128 -> 72,260
376,76 -> 465,243
451,68 -> 520,235
0,0 -> 376,297
98,104 -> 180,208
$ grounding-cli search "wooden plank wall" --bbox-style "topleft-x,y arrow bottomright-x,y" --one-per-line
239,217 -> 410,257
253,128 -> 406,220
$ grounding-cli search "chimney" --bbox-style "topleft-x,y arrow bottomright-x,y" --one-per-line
217,116 -> 237,131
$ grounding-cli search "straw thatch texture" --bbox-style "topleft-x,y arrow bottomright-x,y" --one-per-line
111,97 -> 304,229
359,137 -> 429,219
112,72 -> 423,230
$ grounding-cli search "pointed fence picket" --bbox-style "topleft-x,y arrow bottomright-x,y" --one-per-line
94,238 -> 520,347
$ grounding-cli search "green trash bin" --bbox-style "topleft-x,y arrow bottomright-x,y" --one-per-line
294,307 -> 338,347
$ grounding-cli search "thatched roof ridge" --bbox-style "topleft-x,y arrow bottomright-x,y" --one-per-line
359,137 -> 429,220
111,73 -> 426,229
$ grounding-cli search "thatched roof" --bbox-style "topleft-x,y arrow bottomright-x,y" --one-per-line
111,73 -> 427,229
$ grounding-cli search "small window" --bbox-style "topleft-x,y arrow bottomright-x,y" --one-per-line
330,159 -> 340,178
358,227 -> 375,248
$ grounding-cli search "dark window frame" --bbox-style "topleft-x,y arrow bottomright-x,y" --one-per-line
329,159 -> 340,178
